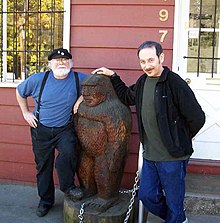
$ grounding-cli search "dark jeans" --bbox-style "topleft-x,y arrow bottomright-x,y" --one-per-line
138,159 -> 189,223
31,122 -> 77,206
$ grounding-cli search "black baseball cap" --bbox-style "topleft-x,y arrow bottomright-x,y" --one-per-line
48,48 -> 72,60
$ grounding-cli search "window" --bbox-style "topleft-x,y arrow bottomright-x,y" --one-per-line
186,0 -> 220,77
0,0 -> 69,83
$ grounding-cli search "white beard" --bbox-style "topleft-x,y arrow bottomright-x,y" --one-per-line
53,67 -> 70,77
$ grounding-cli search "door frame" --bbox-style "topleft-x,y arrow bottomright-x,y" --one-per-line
172,0 -> 220,160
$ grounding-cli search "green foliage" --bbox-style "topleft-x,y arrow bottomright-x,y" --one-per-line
3,0 -> 64,78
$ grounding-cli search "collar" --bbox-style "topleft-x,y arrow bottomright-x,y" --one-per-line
157,66 -> 170,82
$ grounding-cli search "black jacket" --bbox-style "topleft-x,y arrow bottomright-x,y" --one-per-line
110,66 -> 205,158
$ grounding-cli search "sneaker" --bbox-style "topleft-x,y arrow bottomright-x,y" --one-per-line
183,217 -> 188,223
66,187 -> 83,201
36,203 -> 53,217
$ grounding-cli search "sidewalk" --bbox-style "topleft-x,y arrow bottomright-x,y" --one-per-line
0,184 -> 63,223
0,183 -> 220,223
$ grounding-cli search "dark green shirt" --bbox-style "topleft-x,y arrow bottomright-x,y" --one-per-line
141,77 -> 189,161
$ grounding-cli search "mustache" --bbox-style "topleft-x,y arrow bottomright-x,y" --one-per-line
53,67 -> 70,77
145,68 -> 153,72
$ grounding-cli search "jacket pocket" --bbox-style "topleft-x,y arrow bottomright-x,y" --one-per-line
168,117 -> 192,157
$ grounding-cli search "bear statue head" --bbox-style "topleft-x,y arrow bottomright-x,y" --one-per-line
81,74 -> 116,107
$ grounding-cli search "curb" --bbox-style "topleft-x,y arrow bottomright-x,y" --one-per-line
184,192 -> 220,215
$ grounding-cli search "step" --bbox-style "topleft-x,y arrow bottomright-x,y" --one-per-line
184,192 -> 220,215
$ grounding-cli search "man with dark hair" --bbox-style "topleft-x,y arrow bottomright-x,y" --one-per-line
137,40 -> 163,57
16,48 -> 87,217
92,41 -> 205,223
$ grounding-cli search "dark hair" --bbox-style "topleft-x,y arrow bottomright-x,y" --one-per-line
137,41 -> 163,58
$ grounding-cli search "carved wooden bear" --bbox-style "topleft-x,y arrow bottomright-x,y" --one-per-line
75,74 -> 132,212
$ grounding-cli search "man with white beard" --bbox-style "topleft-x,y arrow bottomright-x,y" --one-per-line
16,48 -> 87,217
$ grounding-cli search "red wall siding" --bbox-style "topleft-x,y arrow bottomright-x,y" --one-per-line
0,88 -> 33,183
70,0 -> 174,188
0,87 -> 60,185
0,0 -> 219,189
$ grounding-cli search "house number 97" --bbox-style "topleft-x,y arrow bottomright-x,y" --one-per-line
159,8 -> 169,43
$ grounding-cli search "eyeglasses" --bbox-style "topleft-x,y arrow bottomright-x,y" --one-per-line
52,58 -> 69,63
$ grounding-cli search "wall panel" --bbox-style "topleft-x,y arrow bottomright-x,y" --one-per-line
0,0 -> 175,188
71,27 -> 173,49
71,5 -> 174,27
72,0 -> 174,5
72,48 -> 173,71
69,0 -> 175,189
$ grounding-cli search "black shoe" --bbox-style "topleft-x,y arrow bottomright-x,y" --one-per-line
66,187 -> 83,201
36,204 -> 53,217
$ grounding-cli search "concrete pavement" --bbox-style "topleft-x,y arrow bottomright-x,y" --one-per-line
0,183 -> 220,223
0,183 -> 63,223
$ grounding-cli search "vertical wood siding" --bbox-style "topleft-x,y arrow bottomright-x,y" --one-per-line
70,0 -> 174,188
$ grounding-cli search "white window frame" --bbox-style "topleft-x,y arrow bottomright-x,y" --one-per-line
173,0 -> 220,80
0,0 -> 70,87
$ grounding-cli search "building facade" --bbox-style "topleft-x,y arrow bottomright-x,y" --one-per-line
0,0 -> 219,191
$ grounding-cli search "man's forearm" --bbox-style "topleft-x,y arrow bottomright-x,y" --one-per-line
16,89 -> 29,114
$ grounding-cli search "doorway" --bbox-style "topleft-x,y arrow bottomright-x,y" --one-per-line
173,0 -> 220,160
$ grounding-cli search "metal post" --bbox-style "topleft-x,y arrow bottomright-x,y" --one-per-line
138,144 -> 148,223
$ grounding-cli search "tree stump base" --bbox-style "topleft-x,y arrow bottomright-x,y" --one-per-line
64,193 -> 134,223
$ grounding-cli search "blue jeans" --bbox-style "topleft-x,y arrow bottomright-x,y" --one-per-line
31,122 -> 78,205
138,159 -> 189,223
